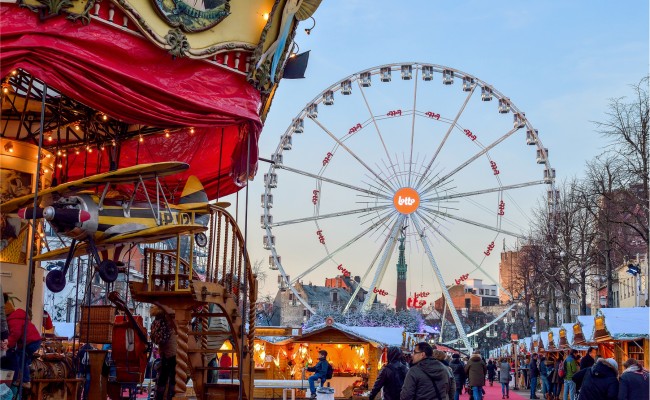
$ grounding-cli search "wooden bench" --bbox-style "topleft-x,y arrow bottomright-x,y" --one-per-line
253,379 -> 309,400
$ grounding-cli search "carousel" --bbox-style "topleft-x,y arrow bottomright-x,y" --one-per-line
0,0 -> 322,399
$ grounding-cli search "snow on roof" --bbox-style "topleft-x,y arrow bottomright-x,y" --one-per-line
598,307 -> 650,340
332,324 -> 404,347
539,332 -> 549,349
561,323 -> 575,345
577,315 -> 595,343
549,327 -> 562,347
53,322 -> 75,339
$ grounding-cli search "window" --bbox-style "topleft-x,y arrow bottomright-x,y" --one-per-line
331,291 -> 338,302
479,289 -> 484,295
465,298 -> 471,309
491,290 -> 496,296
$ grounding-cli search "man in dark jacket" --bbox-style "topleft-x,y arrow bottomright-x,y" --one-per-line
618,358 -> 649,400
370,347 -> 408,400
464,352 -> 487,400
305,350 -> 329,399
449,353 -> 465,400
580,347 -> 596,369
529,353 -> 540,399
572,358 -> 619,400
400,342 -> 455,400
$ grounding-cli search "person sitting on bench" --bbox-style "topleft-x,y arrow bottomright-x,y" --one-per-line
305,350 -> 330,399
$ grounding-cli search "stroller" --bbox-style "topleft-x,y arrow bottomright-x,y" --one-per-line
464,380 -> 486,400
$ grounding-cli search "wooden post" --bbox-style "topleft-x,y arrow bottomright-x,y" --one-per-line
87,350 -> 108,400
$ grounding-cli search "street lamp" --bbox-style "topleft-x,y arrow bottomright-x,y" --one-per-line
626,263 -> 643,307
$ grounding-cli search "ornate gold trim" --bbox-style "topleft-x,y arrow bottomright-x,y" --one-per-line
113,0 -> 255,58
19,0 -> 98,25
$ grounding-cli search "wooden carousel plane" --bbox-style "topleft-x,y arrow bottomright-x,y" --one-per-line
0,162 -> 223,293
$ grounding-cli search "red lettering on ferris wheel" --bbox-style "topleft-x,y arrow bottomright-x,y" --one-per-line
463,129 -> 477,141
414,291 -> 430,297
348,123 -> 362,134
316,230 -> 326,244
484,241 -> 495,256
312,190 -> 320,205
498,200 -> 505,216
337,264 -> 351,277
407,293 -> 427,308
322,152 -> 333,166
455,273 -> 469,285
373,287 -> 388,296
387,109 -> 402,117
425,111 -> 440,120
490,160 -> 500,175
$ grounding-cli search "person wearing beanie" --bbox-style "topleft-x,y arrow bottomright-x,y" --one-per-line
4,294 -> 42,388
618,358 -> 649,400
449,353 -> 466,400
572,357 -> 619,400
369,346 -> 408,400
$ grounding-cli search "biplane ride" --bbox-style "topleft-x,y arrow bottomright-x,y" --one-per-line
0,161 -> 223,293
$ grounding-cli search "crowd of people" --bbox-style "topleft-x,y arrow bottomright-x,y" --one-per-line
505,347 -> 648,400
341,342 -> 650,400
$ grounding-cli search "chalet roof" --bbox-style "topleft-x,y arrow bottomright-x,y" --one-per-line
594,307 -> 649,341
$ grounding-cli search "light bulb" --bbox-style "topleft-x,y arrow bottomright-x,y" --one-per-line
190,127 -> 195,134
262,12 -> 269,20
139,135 -> 144,143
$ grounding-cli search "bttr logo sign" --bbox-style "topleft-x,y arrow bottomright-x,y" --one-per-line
393,187 -> 420,214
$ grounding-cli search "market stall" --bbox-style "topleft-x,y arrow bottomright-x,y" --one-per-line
592,307 -> 649,369
254,322 -> 405,399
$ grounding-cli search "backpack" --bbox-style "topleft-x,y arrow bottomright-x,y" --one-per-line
385,364 -> 406,398
558,361 -> 566,378
325,362 -> 334,379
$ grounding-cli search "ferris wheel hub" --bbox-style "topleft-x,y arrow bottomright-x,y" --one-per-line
393,187 -> 420,214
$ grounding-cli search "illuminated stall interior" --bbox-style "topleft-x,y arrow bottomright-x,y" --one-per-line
252,323 -> 405,399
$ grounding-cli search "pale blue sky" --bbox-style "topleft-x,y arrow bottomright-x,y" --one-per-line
228,1 -> 649,301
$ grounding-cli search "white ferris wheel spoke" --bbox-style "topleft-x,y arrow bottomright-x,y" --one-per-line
408,68 -> 420,187
415,85 -> 476,190
357,81 -> 401,184
269,204 -> 392,228
342,220 -> 397,314
423,180 -> 547,203
421,126 -> 520,196
411,215 -> 472,352
360,215 -> 406,311
419,205 -> 525,239
276,164 -> 393,200
415,210 -> 515,301
310,117 -> 397,193
290,211 -> 396,284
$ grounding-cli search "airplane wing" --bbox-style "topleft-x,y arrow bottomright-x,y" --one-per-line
34,223 -> 207,262
1,162 -> 189,214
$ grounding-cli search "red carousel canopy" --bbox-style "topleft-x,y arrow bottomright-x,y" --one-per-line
0,4 -> 262,199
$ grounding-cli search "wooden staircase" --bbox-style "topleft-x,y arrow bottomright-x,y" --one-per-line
131,205 -> 257,400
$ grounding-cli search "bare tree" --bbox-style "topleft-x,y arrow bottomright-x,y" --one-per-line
595,77 -> 649,303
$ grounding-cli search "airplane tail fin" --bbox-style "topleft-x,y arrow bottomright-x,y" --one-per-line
178,176 -> 208,210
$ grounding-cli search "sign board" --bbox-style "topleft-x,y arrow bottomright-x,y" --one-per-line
256,326 -> 302,337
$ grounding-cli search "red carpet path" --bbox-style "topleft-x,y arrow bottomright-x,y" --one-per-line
460,383 -> 531,399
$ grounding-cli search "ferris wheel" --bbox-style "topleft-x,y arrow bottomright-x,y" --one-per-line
261,63 -> 556,350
